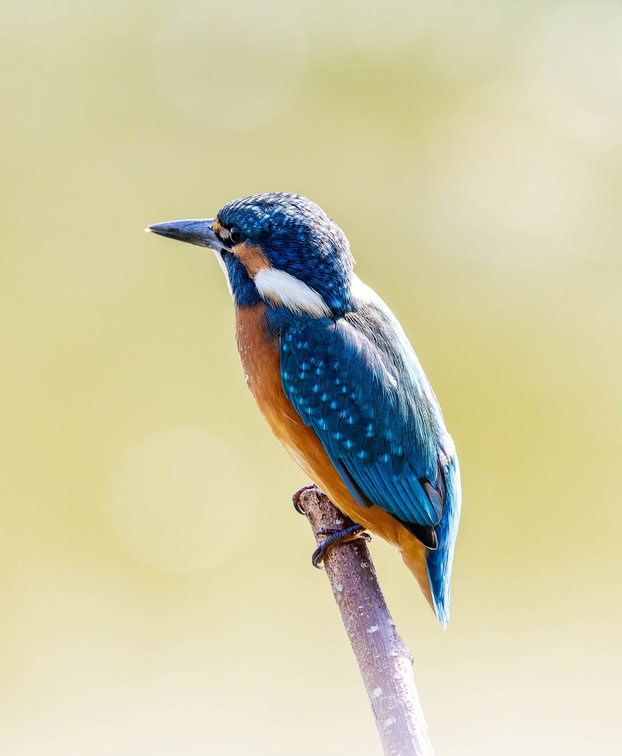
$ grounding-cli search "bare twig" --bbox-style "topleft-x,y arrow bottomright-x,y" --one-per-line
299,487 -> 434,756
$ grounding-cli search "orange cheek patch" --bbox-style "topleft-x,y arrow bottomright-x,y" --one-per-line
234,242 -> 270,278
212,218 -> 225,237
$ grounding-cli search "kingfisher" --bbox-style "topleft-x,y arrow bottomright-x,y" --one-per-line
148,193 -> 461,627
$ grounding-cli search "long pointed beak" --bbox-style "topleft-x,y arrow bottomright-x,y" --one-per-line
146,219 -> 226,253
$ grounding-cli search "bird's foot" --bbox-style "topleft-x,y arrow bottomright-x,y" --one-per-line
312,524 -> 371,568
292,484 -> 319,514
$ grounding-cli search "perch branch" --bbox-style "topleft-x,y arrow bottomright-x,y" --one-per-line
298,487 -> 434,756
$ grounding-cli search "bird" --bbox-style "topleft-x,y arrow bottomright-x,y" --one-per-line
148,193 -> 461,627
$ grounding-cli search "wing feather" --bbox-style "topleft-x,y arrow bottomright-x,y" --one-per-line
279,294 -> 454,536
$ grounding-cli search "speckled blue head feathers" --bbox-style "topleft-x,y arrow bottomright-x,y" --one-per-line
217,193 -> 353,314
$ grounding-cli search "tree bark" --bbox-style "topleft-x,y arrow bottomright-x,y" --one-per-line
298,487 -> 434,756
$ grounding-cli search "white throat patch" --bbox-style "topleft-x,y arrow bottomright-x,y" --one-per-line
254,267 -> 331,317
212,250 -> 233,296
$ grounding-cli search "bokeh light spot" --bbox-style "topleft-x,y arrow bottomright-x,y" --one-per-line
107,429 -> 257,573
528,1 -> 622,143
423,115 -> 597,268
153,0 -> 306,131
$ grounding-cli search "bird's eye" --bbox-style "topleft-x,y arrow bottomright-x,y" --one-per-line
229,226 -> 243,245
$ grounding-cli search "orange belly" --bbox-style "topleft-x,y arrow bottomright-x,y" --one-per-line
235,304 -> 433,607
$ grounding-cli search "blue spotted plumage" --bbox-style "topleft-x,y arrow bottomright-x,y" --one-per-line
148,192 -> 462,627
277,291 -> 460,625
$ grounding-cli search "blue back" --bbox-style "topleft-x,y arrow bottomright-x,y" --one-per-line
273,285 -> 461,626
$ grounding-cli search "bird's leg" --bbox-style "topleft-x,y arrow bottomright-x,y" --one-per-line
292,484 -> 319,514
312,524 -> 371,568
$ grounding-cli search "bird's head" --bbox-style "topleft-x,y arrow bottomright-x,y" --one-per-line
148,193 -> 354,317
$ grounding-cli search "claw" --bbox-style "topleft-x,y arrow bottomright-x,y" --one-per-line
311,524 -> 369,568
292,484 -> 318,514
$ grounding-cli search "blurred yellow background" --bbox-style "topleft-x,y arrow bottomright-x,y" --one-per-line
2,1 -> 621,753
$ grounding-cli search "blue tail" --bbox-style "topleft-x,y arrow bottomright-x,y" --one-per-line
426,457 -> 462,628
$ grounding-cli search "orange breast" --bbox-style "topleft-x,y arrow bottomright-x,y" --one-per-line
235,304 -> 432,606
